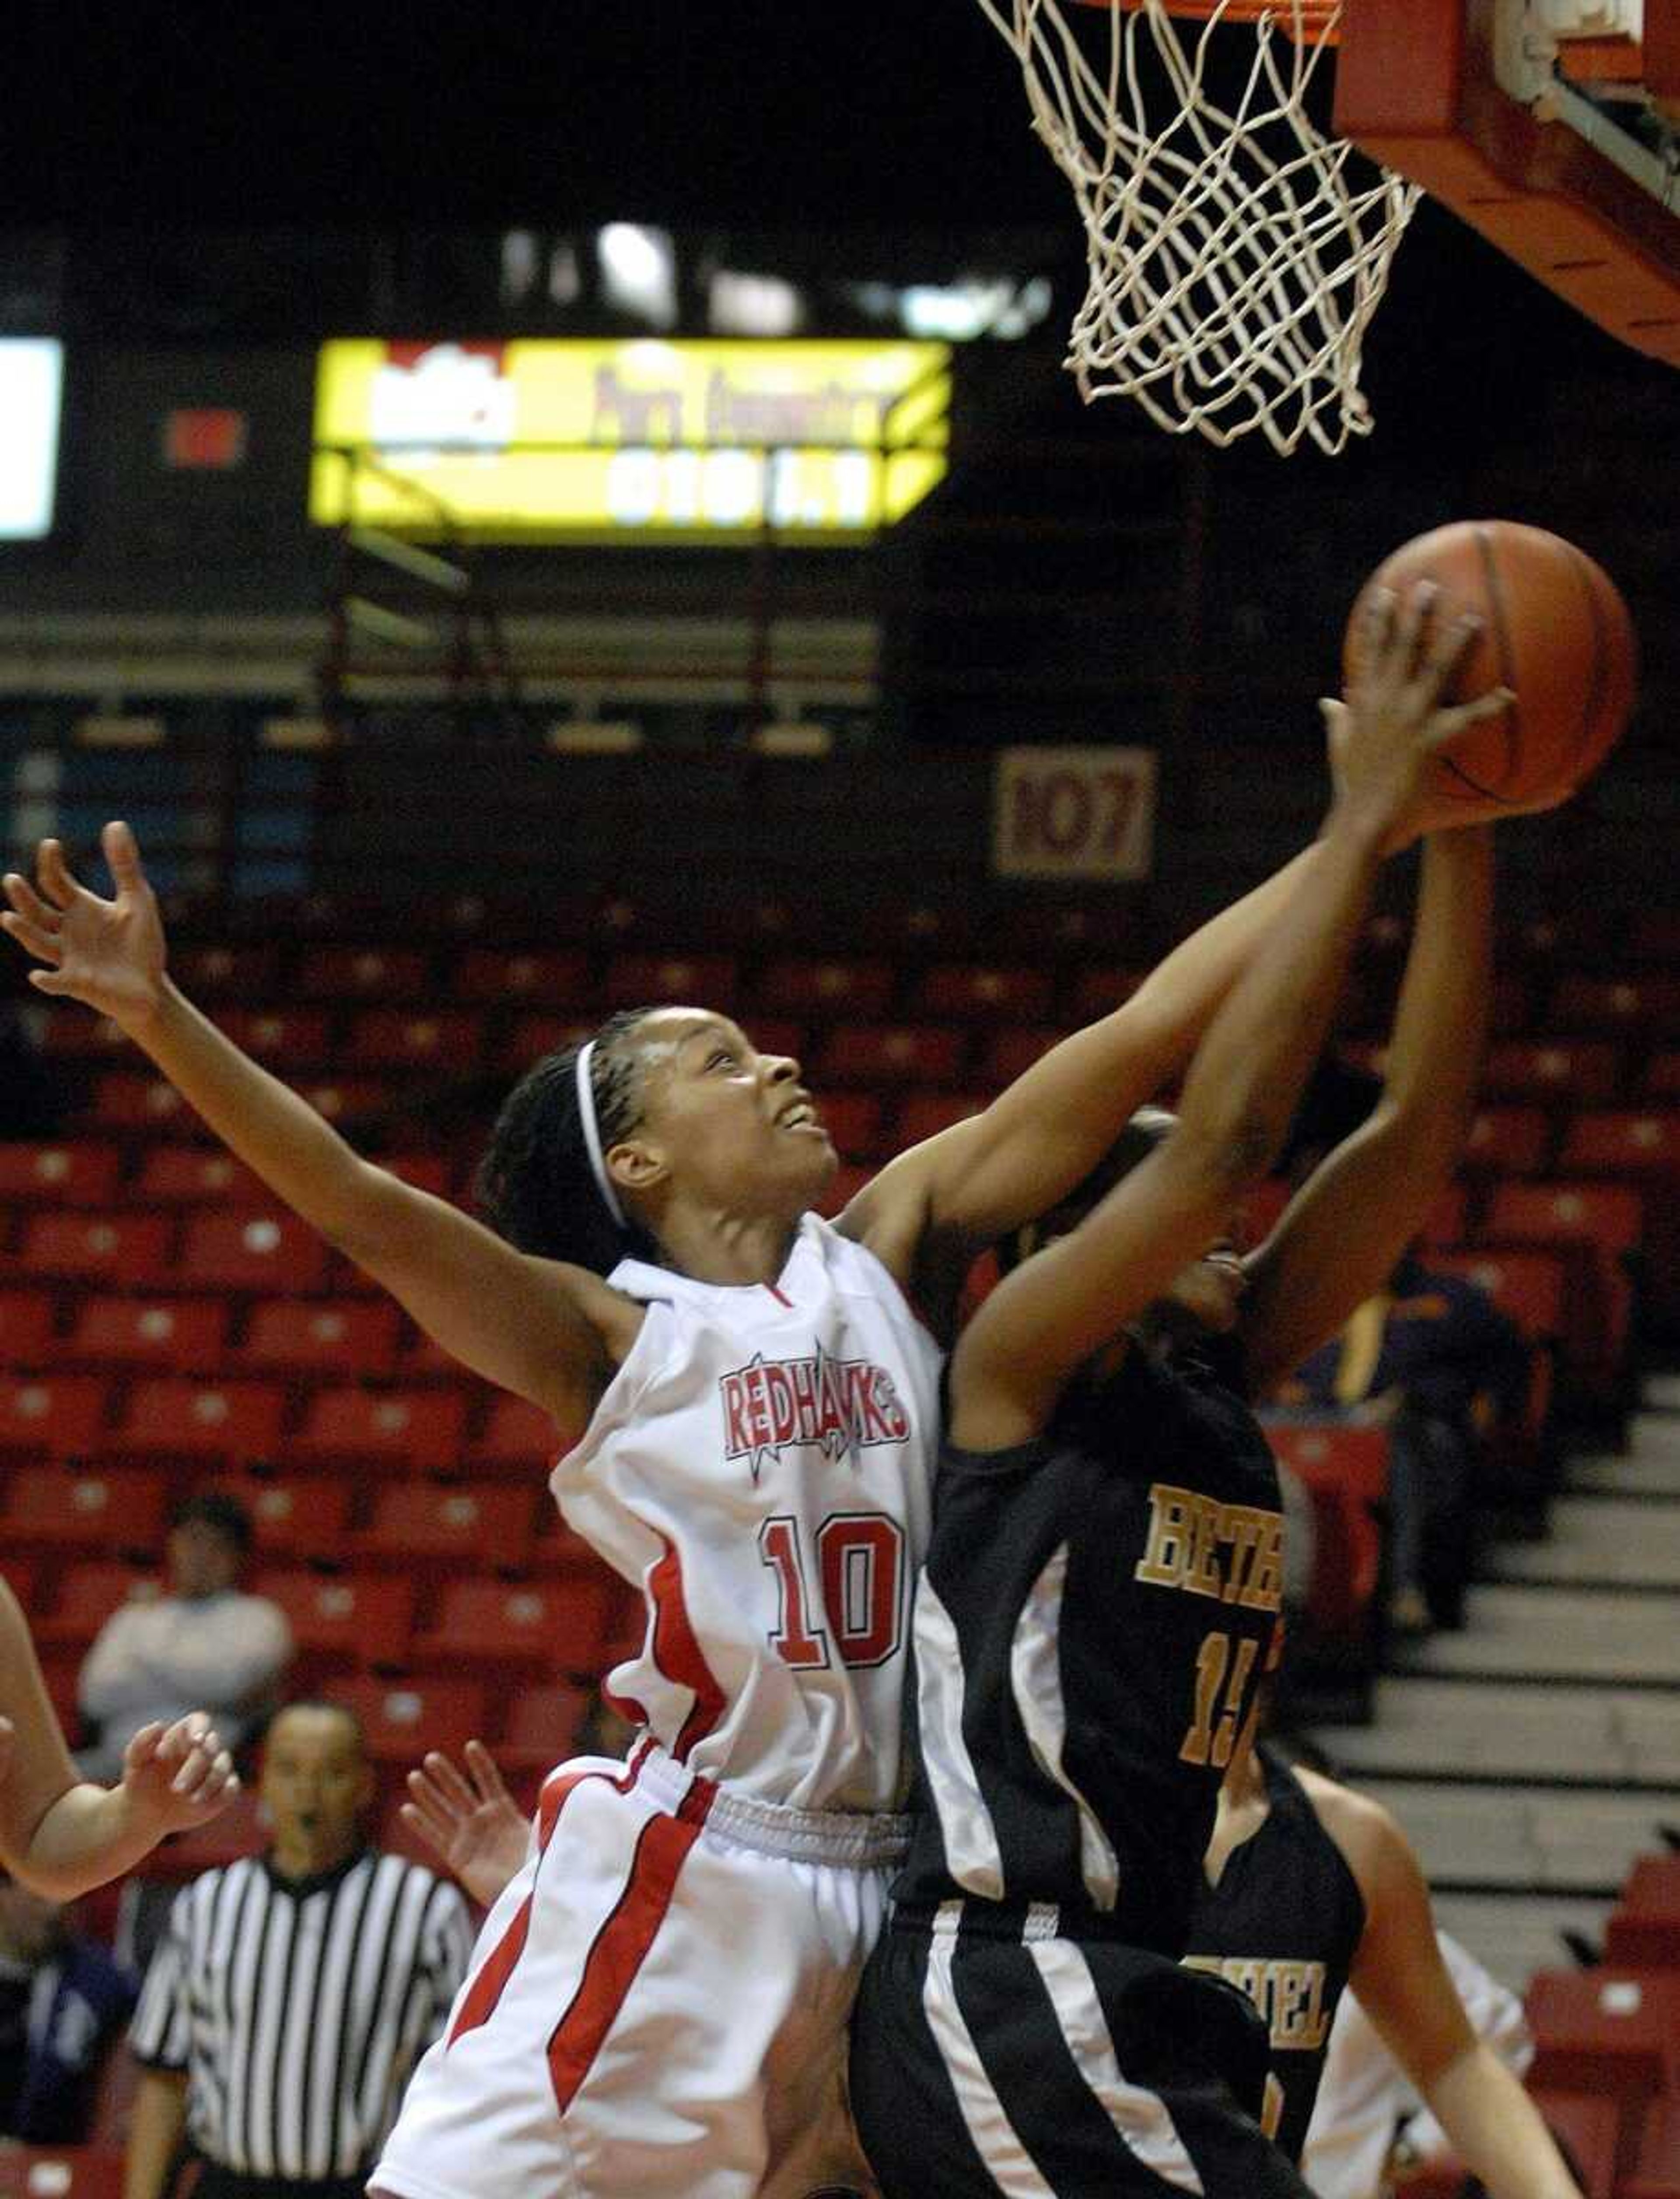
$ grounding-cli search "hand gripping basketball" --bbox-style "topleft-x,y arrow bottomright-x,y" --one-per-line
1343,521 -> 1637,834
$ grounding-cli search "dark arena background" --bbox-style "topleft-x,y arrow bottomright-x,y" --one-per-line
2,6 -> 1678,2190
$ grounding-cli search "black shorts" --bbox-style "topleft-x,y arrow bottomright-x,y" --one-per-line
849,1902 -> 1314,2199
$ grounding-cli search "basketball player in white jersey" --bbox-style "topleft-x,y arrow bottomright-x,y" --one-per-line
0,645 -> 1480,2199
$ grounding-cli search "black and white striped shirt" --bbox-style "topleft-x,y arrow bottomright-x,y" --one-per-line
130,1848 -> 473,2182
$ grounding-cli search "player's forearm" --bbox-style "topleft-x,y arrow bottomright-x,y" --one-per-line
126,981 -> 390,1252
1369,826 -> 1493,1163
1423,2043 -> 1581,2199
919,844 -> 1321,1242
125,2069 -> 190,2199
18,1778 -> 172,1901
1175,807 -> 1386,1177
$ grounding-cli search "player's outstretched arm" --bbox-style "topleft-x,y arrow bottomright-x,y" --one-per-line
1312,1775 -> 1581,2199
948,589 -> 1484,1449
1,824 -> 624,1427
1239,821 -> 1494,1396
0,1580 -> 238,1899
843,839 -> 1321,1262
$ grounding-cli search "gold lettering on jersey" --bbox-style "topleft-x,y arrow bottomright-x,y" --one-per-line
1134,1483 -> 1284,1614
1182,1956 -> 1330,2051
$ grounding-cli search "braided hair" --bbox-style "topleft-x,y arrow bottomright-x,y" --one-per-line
475,1006 -> 660,1272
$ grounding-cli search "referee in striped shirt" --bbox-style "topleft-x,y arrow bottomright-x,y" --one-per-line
126,1701 -> 472,2199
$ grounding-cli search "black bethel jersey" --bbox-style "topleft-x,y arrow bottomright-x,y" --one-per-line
1186,1750 -> 1368,2161
895,1331 -> 1284,1955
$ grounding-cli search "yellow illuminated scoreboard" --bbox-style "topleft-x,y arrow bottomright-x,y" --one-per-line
310,338 -> 950,542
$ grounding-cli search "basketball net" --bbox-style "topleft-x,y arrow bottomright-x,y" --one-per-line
973,0 -> 1421,455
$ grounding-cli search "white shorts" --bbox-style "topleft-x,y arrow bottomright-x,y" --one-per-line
372,1739 -> 910,2199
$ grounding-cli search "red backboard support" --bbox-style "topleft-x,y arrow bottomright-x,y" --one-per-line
1336,0 -> 1680,366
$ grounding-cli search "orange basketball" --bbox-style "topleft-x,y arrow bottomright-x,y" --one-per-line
1342,521 -> 1637,828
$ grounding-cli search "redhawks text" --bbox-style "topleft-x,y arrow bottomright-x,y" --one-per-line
721,1348 -> 911,1478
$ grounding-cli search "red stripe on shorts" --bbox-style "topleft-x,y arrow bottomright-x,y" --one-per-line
447,1746 -> 652,2048
545,1775 -> 716,2112
647,1532 -> 728,1762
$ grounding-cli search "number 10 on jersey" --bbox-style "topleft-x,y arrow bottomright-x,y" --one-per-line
759,1514 -> 906,1671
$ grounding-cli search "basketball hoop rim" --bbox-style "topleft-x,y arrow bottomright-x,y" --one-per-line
1077,0 -> 1341,46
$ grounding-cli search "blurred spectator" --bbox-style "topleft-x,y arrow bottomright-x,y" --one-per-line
126,1701 -> 472,2199
78,1494 -> 292,1783
0,1868 -> 136,2140
1272,1247 -> 1532,1634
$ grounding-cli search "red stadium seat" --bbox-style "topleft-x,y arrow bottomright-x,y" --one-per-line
251,1568 -> 416,1675
342,1010 -> 484,1072
0,1288 -> 59,1367
1524,1968 -> 1680,2174
292,1078 -> 394,1126
1605,1856 -> 1680,1969
977,1026 -> 1071,1087
527,1510 -> 616,1582
808,1092 -> 885,1162
323,1675 -> 489,1765
1417,1180 -> 1468,1250
1479,1180 -> 1643,1387
130,1147 -> 263,1203
0,1142 -> 122,1206
602,951 -> 737,1010
0,1552 -> 40,1606
497,1682 -> 594,1772
1624,2099 -> 1680,2199
497,1013 -> 592,1073
84,1073 -> 202,1136
294,945 -> 431,1001
1462,1105 -> 1552,1174
177,1210 -> 328,1291
0,1467 -> 167,1557
21,1212 -> 175,1286
452,947 -> 592,1004
467,1393 -> 565,1477
0,1374 -> 110,1459
1262,1421 -> 1388,1635
1483,1041 -> 1623,1107
811,1024 -> 967,1088
216,1007 -> 333,1070
1548,972 -> 1680,1040
1558,1108 -> 1680,1177
0,2146 -> 128,2199
355,1483 -> 536,1571
757,957 -> 896,1018
381,1153 -> 456,1198
912,964 -> 1056,1021
238,1298 -> 403,1375
65,1296 -> 229,1371
203,1473 -> 353,1562
38,1010 -> 140,1060
292,1385 -> 470,1474
892,1091 -> 990,1146
1642,1050 -> 1680,1100
114,1378 -> 287,1465
173,943 -> 284,998
1391,2090 -> 1618,2199
410,1575 -> 616,1677
31,1561 -> 156,1650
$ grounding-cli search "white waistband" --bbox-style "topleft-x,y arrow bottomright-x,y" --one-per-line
636,1742 -> 913,1869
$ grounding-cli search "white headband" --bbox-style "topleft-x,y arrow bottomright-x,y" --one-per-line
575,1040 -> 626,1231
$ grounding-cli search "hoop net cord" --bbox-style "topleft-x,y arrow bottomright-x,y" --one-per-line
974,0 -> 1420,454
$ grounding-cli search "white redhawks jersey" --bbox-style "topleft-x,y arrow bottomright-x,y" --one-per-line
551,1212 -> 942,1813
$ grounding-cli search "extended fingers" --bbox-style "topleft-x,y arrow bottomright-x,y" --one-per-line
463,1738 -> 510,1804
36,839 -> 83,912
417,1750 -> 477,1813
1430,684 -> 1516,745
102,820 -> 149,899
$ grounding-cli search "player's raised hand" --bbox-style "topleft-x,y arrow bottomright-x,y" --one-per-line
402,1740 -> 529,1907
1323,583 -> 1513,849
119,1712 -> 240,1836
2,821 -> 168,1033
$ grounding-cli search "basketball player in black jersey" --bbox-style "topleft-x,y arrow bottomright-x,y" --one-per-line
1190,1733 -> 1581,2199
849,589 -> 1509,2199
